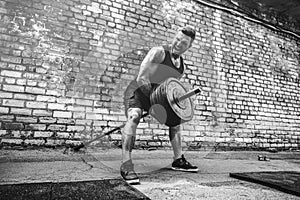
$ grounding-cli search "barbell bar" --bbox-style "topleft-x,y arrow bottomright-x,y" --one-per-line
72,87 -> 201,151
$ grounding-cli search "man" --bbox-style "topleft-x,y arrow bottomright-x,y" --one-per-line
121,26 -> 198,184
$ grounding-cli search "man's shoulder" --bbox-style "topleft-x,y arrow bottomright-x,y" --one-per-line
145,46 -> 166,63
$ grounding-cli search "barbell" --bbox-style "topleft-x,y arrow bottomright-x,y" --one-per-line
72,78 -> 201,151
150,77 -> 200,127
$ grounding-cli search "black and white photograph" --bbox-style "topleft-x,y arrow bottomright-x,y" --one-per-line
0,0 -> 299,199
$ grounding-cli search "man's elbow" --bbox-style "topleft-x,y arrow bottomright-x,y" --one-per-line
136,76 -> 150,85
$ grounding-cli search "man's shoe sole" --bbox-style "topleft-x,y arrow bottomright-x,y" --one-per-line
125,178 -> 140,185
171,167 -> 199,172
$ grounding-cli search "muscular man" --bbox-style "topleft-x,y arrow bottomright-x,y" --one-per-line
121,26 -> 198,184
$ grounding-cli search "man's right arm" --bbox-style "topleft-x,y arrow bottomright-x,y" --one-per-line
136,46 -> 165,92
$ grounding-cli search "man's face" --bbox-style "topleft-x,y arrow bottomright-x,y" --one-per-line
171,31 -> 193,56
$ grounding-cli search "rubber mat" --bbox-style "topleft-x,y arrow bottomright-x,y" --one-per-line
0,178 -> 150,200
230,171 -> 300,197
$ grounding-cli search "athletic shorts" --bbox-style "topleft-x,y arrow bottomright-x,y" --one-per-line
123,80 -> 152,116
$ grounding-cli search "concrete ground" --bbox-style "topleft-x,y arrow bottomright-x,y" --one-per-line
0,148 -> 300,200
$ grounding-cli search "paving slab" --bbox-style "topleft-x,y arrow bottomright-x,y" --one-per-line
230,171 -> 300,197
0,148 -> 300,200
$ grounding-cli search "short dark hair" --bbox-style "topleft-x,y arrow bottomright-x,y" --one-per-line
180,26 -> 196,41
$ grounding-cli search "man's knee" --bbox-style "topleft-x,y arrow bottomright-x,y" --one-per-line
127,108 -> 142,124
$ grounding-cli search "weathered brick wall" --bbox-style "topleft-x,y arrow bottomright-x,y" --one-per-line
0,0 -> 299,150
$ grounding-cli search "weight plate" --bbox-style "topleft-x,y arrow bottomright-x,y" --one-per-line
150,78 -> 194,126
166,79 -> 193,121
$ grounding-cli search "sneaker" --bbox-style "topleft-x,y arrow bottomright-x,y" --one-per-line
171,155 -> 199,172
120,159 -> 140,184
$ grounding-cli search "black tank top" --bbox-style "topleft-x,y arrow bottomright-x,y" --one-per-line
149,45 -> 184,84
126,46 -> 185,95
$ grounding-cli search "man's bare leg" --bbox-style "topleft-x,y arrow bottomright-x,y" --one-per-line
169,125 -> 199,172
122,108 -> 142,162
169,125 -> 182,160
121,108 -> 142,184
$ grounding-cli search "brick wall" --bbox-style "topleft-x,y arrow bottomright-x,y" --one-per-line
0,0 -> 299,151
